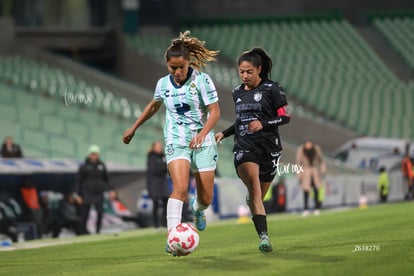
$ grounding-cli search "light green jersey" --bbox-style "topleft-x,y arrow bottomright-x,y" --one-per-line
154,68 -> 219,147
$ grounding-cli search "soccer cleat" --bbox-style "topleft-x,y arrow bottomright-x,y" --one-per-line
313,209 -> 320,216
165,243 -> 178,257
259,233 -> 273,253
190,197 -> 206,231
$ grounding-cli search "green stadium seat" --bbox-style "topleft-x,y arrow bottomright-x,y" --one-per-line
0,83 -> 16,104
40,113 -> 65,136
0,119 -> 22,139
20,127 -> 49,155
49,134 -> 78,159
23,144 -> 48,158
0,101 -> 18,123
17,105 -> 41,130
65,119 -> 91,142
374,17 -> 414,68
0,54 -> 167,166
186,19 -> 414,139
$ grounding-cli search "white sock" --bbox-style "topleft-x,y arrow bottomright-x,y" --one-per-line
167,198 -> 183,231
192,197 -> 208,212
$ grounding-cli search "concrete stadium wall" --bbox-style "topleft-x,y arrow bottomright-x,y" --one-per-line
0,17 -> 15,54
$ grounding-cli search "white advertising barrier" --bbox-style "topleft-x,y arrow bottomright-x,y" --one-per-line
215,177 -> 248,218
284,176 -> 348,210
217,171 -> 406,216
322,175 -> 346,208
285,171 -> 405,211
388,171 -> 405,200
343,171 -> 405,205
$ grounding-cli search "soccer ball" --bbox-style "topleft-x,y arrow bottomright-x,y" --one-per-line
167,223 -> 200,256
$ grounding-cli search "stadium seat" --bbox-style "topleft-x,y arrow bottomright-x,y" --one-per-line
48,134 -> 78,159
373,17 -> 414,68
0,100 -> 18,123
187,19 -> 414,139
40,113 -> 65,136
0,54 -> 170,168
65,119 -> 91,142
20,127 -> 50,156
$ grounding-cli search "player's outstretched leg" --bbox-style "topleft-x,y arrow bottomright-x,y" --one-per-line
190,197 -> 207,231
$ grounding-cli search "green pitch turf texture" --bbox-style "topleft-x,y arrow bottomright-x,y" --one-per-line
1,202 -> 413,276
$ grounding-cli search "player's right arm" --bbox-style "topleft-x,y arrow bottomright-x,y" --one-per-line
123,99 -> 162,144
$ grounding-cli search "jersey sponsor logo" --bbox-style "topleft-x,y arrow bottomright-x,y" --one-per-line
174,103 -> 203,126
254,92 -> 262,102
164,89 -> 186,98
239,124 -> 255,136
235,103 -> 262,113
236,98 -> 242,103
268,118 -> 283,125
176,119 -> 202,126
174,103 -> 191,114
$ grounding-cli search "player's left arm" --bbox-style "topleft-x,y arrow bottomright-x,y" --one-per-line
259,83 -> 291,130
260,105 -> 290,128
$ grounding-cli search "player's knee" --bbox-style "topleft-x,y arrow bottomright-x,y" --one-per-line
171,188 -> 188,201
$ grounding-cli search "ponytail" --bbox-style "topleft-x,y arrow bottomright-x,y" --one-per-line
238,47 -> 273,79
165,31 -> 219,70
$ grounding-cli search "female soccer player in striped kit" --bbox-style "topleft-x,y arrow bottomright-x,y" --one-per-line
123,31 -> 220,255
215,48 -> 290,253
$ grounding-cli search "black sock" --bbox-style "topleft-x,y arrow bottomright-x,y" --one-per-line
252,215 -> 268,237
304,191 -> 309,210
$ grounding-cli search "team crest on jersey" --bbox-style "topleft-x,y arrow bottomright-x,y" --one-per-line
189,83 -> 198,95
254,92 -> 262,102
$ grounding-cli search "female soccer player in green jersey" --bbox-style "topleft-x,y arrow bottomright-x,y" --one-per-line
123,31 -> 220,255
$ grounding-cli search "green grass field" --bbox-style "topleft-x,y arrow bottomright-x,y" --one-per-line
1,202 -> 413,276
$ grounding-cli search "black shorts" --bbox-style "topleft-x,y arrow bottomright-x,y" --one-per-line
233,150 -> 281,183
